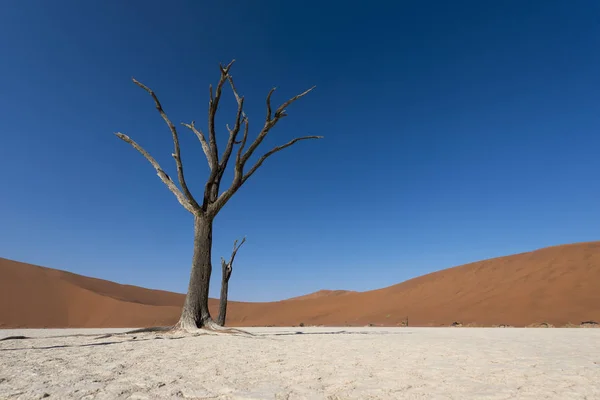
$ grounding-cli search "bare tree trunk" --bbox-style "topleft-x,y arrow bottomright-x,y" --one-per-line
216,237 -> 245,326
177,215 -> 214,329
216,262 -> 230,326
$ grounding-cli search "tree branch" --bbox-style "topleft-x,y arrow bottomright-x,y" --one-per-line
118,63 -> 320,224
241,86 -> 316,166
209,135 -> 322,214
242,136 -> 323,185
115,133 -> 196,214
221,236 -> 246,281
181,121 -> 214,170
207,86 -> 319,216
229,237 -> 246,266
207,60 -> 236,165
132,78 -> 200,212
273,86 -> 316,119
219,74 -> 245,173
236,116 -> 249,166
265,87 -> 276,122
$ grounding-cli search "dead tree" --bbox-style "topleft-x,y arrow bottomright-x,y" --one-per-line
217,237 -> 246,326
116,60 -> 321,331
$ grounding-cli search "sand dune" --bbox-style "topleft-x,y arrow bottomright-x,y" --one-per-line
286,289 -> 356,301
1,241 -> 599,328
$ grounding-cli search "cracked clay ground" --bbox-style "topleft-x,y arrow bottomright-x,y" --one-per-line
1,327 -> 599,399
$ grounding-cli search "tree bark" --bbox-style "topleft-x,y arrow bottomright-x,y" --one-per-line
216,260 -> 230,326
176,215 -> 214,329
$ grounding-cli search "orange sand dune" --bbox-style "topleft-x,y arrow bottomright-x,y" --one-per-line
1,241 -> 599,328
287,290 -> 357,301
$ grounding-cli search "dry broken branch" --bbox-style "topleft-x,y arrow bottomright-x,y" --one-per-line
273,86 -> 316,119
217,236 -> 246,326
115,133 -> 195,214
229,237 -> 246,267
132,78 -> 200,211
265,88 -> 276,122
220,237 -> 246,282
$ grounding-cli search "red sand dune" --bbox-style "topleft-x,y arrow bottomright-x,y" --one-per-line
1,241 -> 599,328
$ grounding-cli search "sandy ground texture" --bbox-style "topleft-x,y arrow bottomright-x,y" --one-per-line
1,327 -> 600,400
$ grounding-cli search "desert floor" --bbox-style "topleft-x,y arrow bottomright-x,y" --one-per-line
1,327 -> 599,399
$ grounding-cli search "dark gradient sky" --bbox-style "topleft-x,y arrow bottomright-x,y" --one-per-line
1,1 -> 599,300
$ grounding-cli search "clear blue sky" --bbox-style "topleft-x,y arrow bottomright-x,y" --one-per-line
1,1 -> 599,301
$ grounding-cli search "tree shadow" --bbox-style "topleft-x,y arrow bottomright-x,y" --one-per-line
261,330 -> 413,336
0,329 -> 413,349
0,336 -> 185,352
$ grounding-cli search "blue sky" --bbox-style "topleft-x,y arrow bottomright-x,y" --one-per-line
1,1 -> 599,301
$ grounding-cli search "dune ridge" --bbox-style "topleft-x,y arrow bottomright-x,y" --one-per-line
1,241 -> 599,328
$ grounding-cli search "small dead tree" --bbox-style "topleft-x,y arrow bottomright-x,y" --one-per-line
116,60 -> 321,331
217,237 -> 246,326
